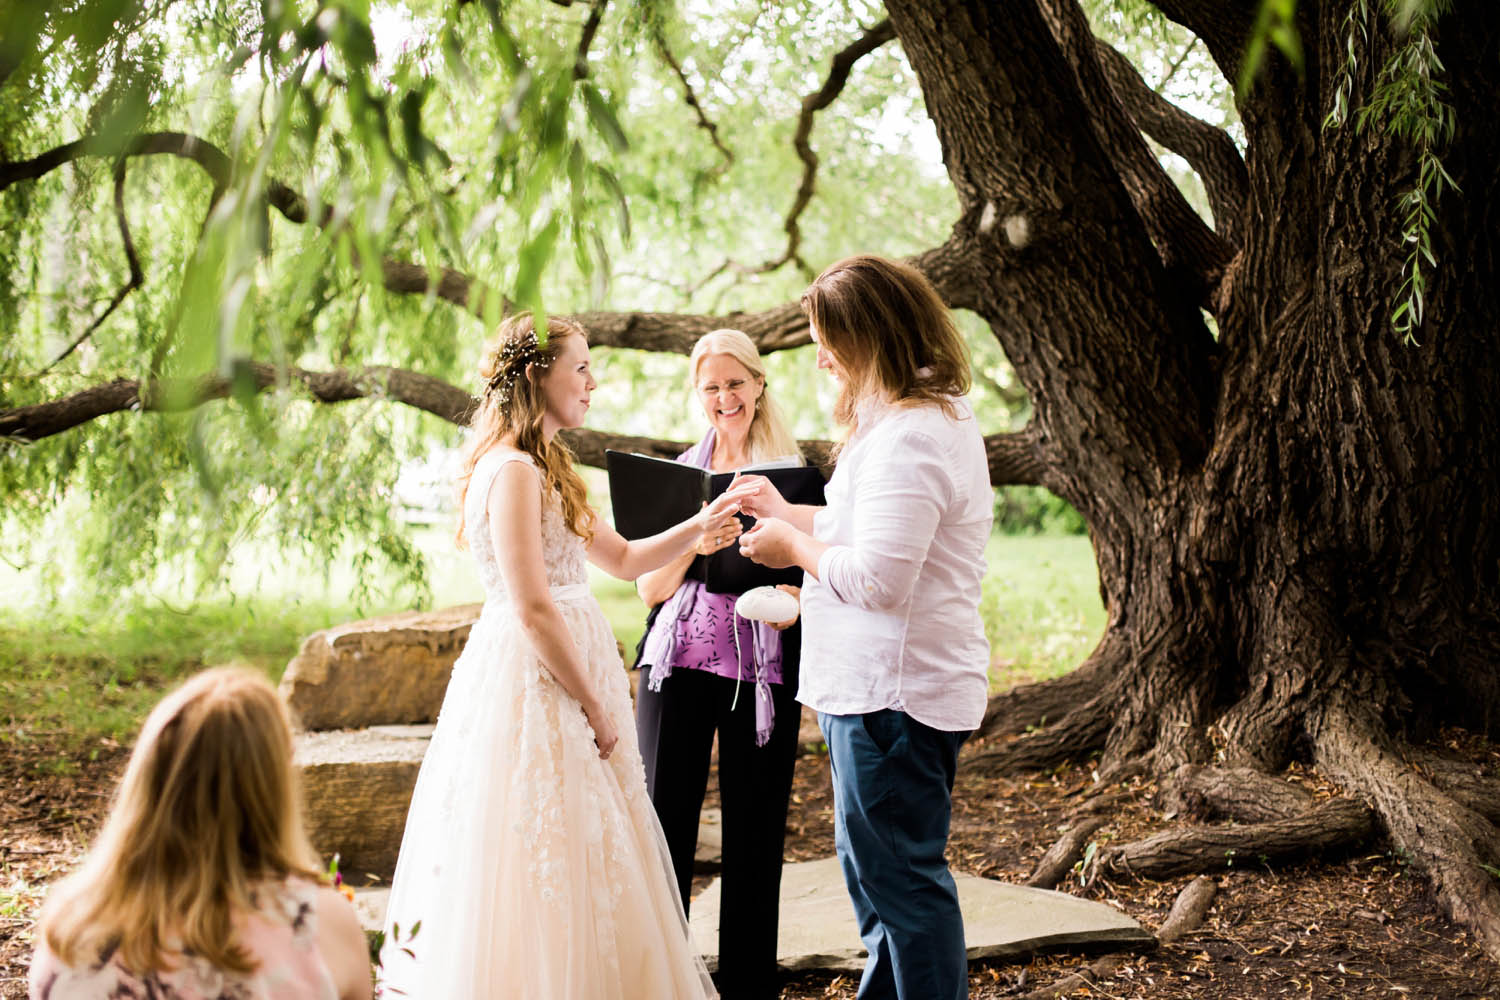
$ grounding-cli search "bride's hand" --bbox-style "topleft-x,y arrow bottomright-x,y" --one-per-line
584,702 -> 619,760
695,479 -> 756,532
694,513 -> 743,557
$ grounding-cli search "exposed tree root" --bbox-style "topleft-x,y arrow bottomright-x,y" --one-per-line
968,694 -> 1113,775
1157,875 -> 1219,944
1408,750 -> 1500,826
1019,876 -> 1216,999
1091,796 -> 1373,882
1161,763 -> 1316,823
977,657 -> 1105,741
1310,703 -> 1500,963
1026,815 -> 1109,890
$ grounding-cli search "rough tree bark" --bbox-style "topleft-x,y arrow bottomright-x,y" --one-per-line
883,0 -> 1500,958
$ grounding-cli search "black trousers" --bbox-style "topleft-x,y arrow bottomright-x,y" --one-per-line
635,627 -> 801,997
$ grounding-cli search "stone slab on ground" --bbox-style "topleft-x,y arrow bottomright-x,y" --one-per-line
354,857 -> 1155,973
695,806 -> 723,873
279,604 -> 481,731
352,887 -> 390,934
690,856 -> 1156,972
296,725 -> 432,880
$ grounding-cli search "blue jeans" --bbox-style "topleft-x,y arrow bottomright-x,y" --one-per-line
819,709 -> 970,1000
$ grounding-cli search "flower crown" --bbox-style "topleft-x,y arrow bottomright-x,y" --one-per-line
487,331 -> 551,406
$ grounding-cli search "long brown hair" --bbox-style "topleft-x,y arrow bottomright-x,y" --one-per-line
800,254 -> 971,437
689,328 -> 802,464
456,312 -> 595,546
39,667 -> 321,975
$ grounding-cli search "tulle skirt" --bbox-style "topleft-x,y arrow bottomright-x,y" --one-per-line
378,593 -> 716,999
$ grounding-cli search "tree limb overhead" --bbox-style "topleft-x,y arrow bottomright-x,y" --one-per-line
1092,37 -> 1248,248
1037,0 -> 1233,306
1147,0 -> 1255,83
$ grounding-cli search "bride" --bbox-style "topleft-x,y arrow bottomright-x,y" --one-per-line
379,313 -> 745,998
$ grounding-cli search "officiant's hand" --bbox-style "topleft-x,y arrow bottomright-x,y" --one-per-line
769,584 -> 800,631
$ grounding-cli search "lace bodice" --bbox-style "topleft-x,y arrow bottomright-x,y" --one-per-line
465,450 -> 589,600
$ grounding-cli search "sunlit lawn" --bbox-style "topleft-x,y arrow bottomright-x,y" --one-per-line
0,529 -> 1102,757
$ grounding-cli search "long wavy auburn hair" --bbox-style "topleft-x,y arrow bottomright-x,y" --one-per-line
456,312 -> 595,546
38,667 -> 322,976
689,328 -> 803,465
800,254 -> 971,441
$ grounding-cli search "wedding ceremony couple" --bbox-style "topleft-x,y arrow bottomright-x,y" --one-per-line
28,254 -> 991,1000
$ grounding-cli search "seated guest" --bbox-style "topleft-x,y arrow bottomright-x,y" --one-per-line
29,667 -> 371,1000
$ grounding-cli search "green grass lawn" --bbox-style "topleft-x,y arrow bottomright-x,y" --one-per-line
0,532 -> 1103,759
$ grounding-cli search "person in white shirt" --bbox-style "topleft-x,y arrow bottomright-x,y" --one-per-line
737,254 -> 991,1000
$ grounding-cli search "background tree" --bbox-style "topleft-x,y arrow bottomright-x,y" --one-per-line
4,0 -> 1500,959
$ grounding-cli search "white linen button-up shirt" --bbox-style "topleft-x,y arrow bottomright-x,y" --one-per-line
797,393 -> 993,732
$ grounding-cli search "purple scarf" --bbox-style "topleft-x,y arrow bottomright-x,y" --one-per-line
639,430 -> 782,745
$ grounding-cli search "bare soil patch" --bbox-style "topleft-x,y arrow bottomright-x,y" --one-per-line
3,737 -> 1497,999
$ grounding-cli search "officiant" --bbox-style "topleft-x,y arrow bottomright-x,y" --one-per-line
633,328 -> 805,1000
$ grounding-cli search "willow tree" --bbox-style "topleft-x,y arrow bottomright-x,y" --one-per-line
5,0 -> 1500,958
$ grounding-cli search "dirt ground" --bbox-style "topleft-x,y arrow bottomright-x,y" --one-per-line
3,735 -> 1497,999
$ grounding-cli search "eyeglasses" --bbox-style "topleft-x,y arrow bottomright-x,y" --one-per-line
698,378 -> 748,397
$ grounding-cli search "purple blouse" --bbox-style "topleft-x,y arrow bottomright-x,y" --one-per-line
638,430 -> 790,744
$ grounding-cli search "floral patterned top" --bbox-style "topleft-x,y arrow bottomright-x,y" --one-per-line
29,877 -> 338,1000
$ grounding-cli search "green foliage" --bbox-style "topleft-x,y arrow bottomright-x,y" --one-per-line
0,596 -> 342,753
993,485 -> 1087,536
2,529 -> 1104,777
2,0 -> 978,599
1324,0 -> 1456,345
979,535 -> 1105,690
1237,0 -> 1304,96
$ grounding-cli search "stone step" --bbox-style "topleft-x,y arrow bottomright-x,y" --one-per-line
296,725 -> 432,881
351,858 -> 1155,971
279,605 -> 481,732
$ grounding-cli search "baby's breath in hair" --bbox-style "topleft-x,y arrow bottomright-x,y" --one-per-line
488,331 -> 552,406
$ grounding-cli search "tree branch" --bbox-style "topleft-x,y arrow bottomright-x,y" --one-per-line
986,424 -> 1047,487
1,361 -> 1030,485
651,26 -> 734,176
687,18 -> 897,294
1037,0 -> 1233,306
885,0 -> 1219,485
572,0 -> 608,79
1092,37 -> 1248,248
1146,0 -> 1255,84
44,158 -> 145,371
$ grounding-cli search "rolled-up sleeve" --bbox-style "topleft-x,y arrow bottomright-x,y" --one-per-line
816,429 -> 953,611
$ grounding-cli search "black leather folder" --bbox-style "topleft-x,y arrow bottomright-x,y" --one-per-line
604,449 -> 827,593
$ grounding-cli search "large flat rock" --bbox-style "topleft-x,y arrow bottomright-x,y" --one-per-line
352,857 -> 1156,972
296,725 -> 432,880
691,857 -> 1155,972
279,604 -> 481,731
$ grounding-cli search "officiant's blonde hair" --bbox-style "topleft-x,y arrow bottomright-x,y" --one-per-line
690,328 -> 802,464
38,667 -> 321,976
458,312 -> 594,546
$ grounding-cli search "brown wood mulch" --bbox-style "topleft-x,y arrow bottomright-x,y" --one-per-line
2,737 -> 1496,999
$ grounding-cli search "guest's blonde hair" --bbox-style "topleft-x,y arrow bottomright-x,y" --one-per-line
800,255 -> 970,437
689,328 -> 802,465
457,312 -> 595,546
39,667 -> 321,975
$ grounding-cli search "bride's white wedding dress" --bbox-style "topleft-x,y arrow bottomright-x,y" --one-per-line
379,450 -> 716,999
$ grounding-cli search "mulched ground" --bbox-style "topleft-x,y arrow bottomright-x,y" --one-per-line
3,733 -> 1497,999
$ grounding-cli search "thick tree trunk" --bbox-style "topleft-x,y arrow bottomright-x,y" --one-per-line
888,0 -> 1500,958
